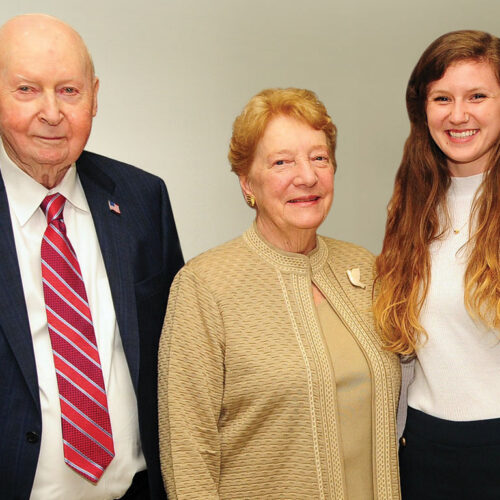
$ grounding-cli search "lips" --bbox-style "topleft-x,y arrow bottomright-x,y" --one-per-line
34,135 -> 67,145
288,196 -> 320,204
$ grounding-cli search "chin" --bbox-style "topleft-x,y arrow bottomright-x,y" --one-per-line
289,218 -> 324,231
34,152 -> 70,167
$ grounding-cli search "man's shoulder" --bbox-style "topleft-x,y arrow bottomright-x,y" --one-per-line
77,150 -> 164,186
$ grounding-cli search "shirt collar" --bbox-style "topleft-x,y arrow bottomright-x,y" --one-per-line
0,139 -> 88,226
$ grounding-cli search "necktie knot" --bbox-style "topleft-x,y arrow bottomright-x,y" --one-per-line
41,193 -> 66,224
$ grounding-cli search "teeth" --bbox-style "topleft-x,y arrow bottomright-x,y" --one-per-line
449,130 -> 478,138
289,197 -> 318,203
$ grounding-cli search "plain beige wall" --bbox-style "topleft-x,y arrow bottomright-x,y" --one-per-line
2,0 -> 499,259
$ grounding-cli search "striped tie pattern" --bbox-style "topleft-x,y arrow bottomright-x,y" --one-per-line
40,193 -> 114,482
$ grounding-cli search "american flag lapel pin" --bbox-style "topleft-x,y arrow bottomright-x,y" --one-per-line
108,200 -> 121,214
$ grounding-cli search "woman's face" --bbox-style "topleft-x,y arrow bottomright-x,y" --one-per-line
426,59 -> 500,176
240,114 -> 334,248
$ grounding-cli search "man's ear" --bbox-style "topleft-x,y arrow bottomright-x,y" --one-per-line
92,77 -> 99,117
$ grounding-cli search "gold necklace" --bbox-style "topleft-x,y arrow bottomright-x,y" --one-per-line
453,220 -> 468,234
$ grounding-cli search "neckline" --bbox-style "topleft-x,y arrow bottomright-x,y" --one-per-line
243,222 -> 328,274
449,172 -> 484,199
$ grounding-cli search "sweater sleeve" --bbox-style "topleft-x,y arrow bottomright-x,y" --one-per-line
158,266 -> 225,499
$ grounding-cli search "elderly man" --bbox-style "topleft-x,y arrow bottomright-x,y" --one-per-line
0,14 -> 183,500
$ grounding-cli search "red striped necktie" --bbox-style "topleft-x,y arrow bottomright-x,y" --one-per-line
40,193 -> 114,482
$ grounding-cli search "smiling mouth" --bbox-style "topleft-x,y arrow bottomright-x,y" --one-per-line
288,196 -> 320,204
35,134 -> 65,140
447,129 -> 478,139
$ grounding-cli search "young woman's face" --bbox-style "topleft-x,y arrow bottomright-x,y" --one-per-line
426,59 -> 500,177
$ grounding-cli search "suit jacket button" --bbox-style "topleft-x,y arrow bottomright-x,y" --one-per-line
26,431 -> 40,444
399,436 -> 407,447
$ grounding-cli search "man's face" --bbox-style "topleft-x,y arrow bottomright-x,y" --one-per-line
0,20 -> 98,176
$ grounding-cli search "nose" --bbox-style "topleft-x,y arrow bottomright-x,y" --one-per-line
38,93 -> 63,126
449,100 -> 469,125
293,158 -> 318,187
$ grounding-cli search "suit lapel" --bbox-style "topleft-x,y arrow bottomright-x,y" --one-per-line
0,172 -> 40,406
77,156 -> 140,389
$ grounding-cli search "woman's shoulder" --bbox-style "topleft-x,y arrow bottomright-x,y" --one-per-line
318,237 -> 376,296
177,234 -> 254,282
319,236 -> 375,266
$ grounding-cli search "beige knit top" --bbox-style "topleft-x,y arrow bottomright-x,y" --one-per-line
316,301 -> 373,499
158,225 -> 401,499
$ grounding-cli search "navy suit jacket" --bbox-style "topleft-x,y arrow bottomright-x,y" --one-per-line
0,151 -> 183,500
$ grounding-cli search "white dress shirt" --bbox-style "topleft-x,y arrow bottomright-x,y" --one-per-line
0,142 -> 146,500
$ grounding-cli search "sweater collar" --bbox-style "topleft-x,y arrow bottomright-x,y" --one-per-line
243,222 -> 328,274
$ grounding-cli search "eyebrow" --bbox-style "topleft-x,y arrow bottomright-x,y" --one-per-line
11,71 -> 87,84
428,86 -> 490,96
12,73 -> 36,82
266,149 -> 293,161
266,146 -> 329,161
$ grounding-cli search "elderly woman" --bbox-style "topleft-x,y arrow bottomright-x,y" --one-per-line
158,88 -> 400,499
375,30 -> 500,498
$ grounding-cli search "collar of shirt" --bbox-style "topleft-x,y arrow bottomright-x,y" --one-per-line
0,139 -> 88,226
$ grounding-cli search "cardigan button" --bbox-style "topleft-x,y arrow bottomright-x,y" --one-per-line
399,436 -> 407,447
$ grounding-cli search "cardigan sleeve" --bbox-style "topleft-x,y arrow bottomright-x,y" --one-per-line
158,266 -> 225,499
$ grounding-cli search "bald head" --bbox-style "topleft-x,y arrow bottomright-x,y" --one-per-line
0,14 -> 95,82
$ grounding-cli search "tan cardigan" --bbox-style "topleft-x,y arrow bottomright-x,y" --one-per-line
158,226 -> 401,499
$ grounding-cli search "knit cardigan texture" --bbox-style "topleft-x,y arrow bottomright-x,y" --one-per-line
158,225 -> 401,499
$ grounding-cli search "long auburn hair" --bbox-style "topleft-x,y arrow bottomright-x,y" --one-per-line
374,30 -> 500,356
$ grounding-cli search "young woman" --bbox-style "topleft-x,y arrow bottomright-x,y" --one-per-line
375,30 -> 500,499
